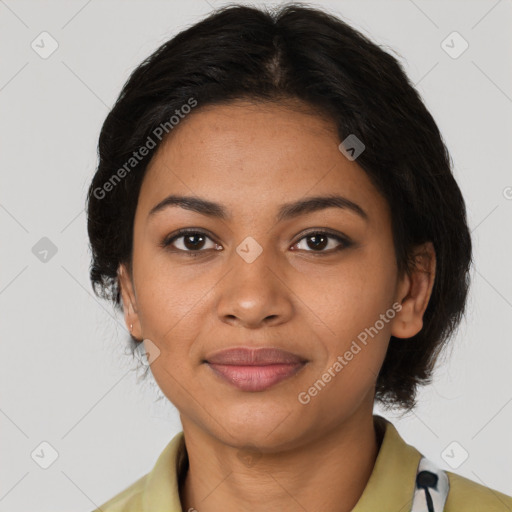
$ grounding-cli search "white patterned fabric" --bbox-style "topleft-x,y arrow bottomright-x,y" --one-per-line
410,457 -> 450,512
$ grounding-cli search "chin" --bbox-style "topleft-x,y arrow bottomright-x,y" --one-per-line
212,408 -> 308,451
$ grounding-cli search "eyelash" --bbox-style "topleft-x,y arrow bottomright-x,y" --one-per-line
159,228 -> 353,256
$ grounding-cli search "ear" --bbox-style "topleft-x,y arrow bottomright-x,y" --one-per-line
390,241 -> 436,339
118,263 -> 142,340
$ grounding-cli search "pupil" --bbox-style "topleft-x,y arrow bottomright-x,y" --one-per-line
185,234 -> 204,250
308,234 -> 327,250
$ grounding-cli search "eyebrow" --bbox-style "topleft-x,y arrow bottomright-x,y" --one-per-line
148,194 -> 368,222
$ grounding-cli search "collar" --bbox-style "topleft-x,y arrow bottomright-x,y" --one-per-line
351,415 -> 422,511
142,414 -> 422,511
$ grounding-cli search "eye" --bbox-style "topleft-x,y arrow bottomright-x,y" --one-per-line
160,228 -> 352,256
292,230 -> 352,254
160,229 -> 221,255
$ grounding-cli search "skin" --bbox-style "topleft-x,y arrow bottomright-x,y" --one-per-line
118,99 -> 436,512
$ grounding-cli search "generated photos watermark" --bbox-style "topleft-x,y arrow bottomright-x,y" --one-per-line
298,302 -> 402,405
93,97 -> 198,200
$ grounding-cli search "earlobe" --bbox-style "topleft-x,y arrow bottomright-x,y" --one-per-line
391,242 -> 436,340
117,263 -> 142,339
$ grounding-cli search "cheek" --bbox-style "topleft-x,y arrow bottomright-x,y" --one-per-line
132,241 -> 206,336
297,249 -> 397,395
298,248 -> 397,339
135,271 -> 204,407
137,283 -> 204,353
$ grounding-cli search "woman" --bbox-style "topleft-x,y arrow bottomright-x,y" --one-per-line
86,3 -> 511,511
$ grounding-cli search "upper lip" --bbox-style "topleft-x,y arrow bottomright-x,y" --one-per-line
204,347 -> 307,366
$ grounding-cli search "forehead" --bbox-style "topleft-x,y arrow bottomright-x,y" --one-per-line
137,100 -> 388,223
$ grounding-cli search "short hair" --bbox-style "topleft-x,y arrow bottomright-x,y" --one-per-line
86,2 -> 472,412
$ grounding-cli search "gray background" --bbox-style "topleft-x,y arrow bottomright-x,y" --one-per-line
1,0 -> 511,510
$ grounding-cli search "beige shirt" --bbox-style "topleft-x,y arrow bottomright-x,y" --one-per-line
92,414 -> 512,511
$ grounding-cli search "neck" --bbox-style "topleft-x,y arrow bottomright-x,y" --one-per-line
179,409 -> 382,512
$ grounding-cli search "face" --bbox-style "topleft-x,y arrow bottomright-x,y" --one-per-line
118,99 -> 434,451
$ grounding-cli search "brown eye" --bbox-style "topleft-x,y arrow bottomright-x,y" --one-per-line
292,231 -> 352,253
161,229 -> 221,254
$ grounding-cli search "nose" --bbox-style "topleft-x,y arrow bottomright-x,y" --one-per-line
215,243 -> 294,329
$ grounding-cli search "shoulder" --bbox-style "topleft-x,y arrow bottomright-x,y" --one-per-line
88,431 -> 185,512
89,474 -> 148,512
445,470 -> 512,511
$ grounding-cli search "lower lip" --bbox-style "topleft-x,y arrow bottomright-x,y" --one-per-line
206,362 -> 305,391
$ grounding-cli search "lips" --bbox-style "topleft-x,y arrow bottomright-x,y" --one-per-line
204,347 -> 308,392
205,347 -> 307,365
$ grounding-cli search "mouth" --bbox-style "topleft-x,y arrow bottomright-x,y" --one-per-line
203,347 -> 308,392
